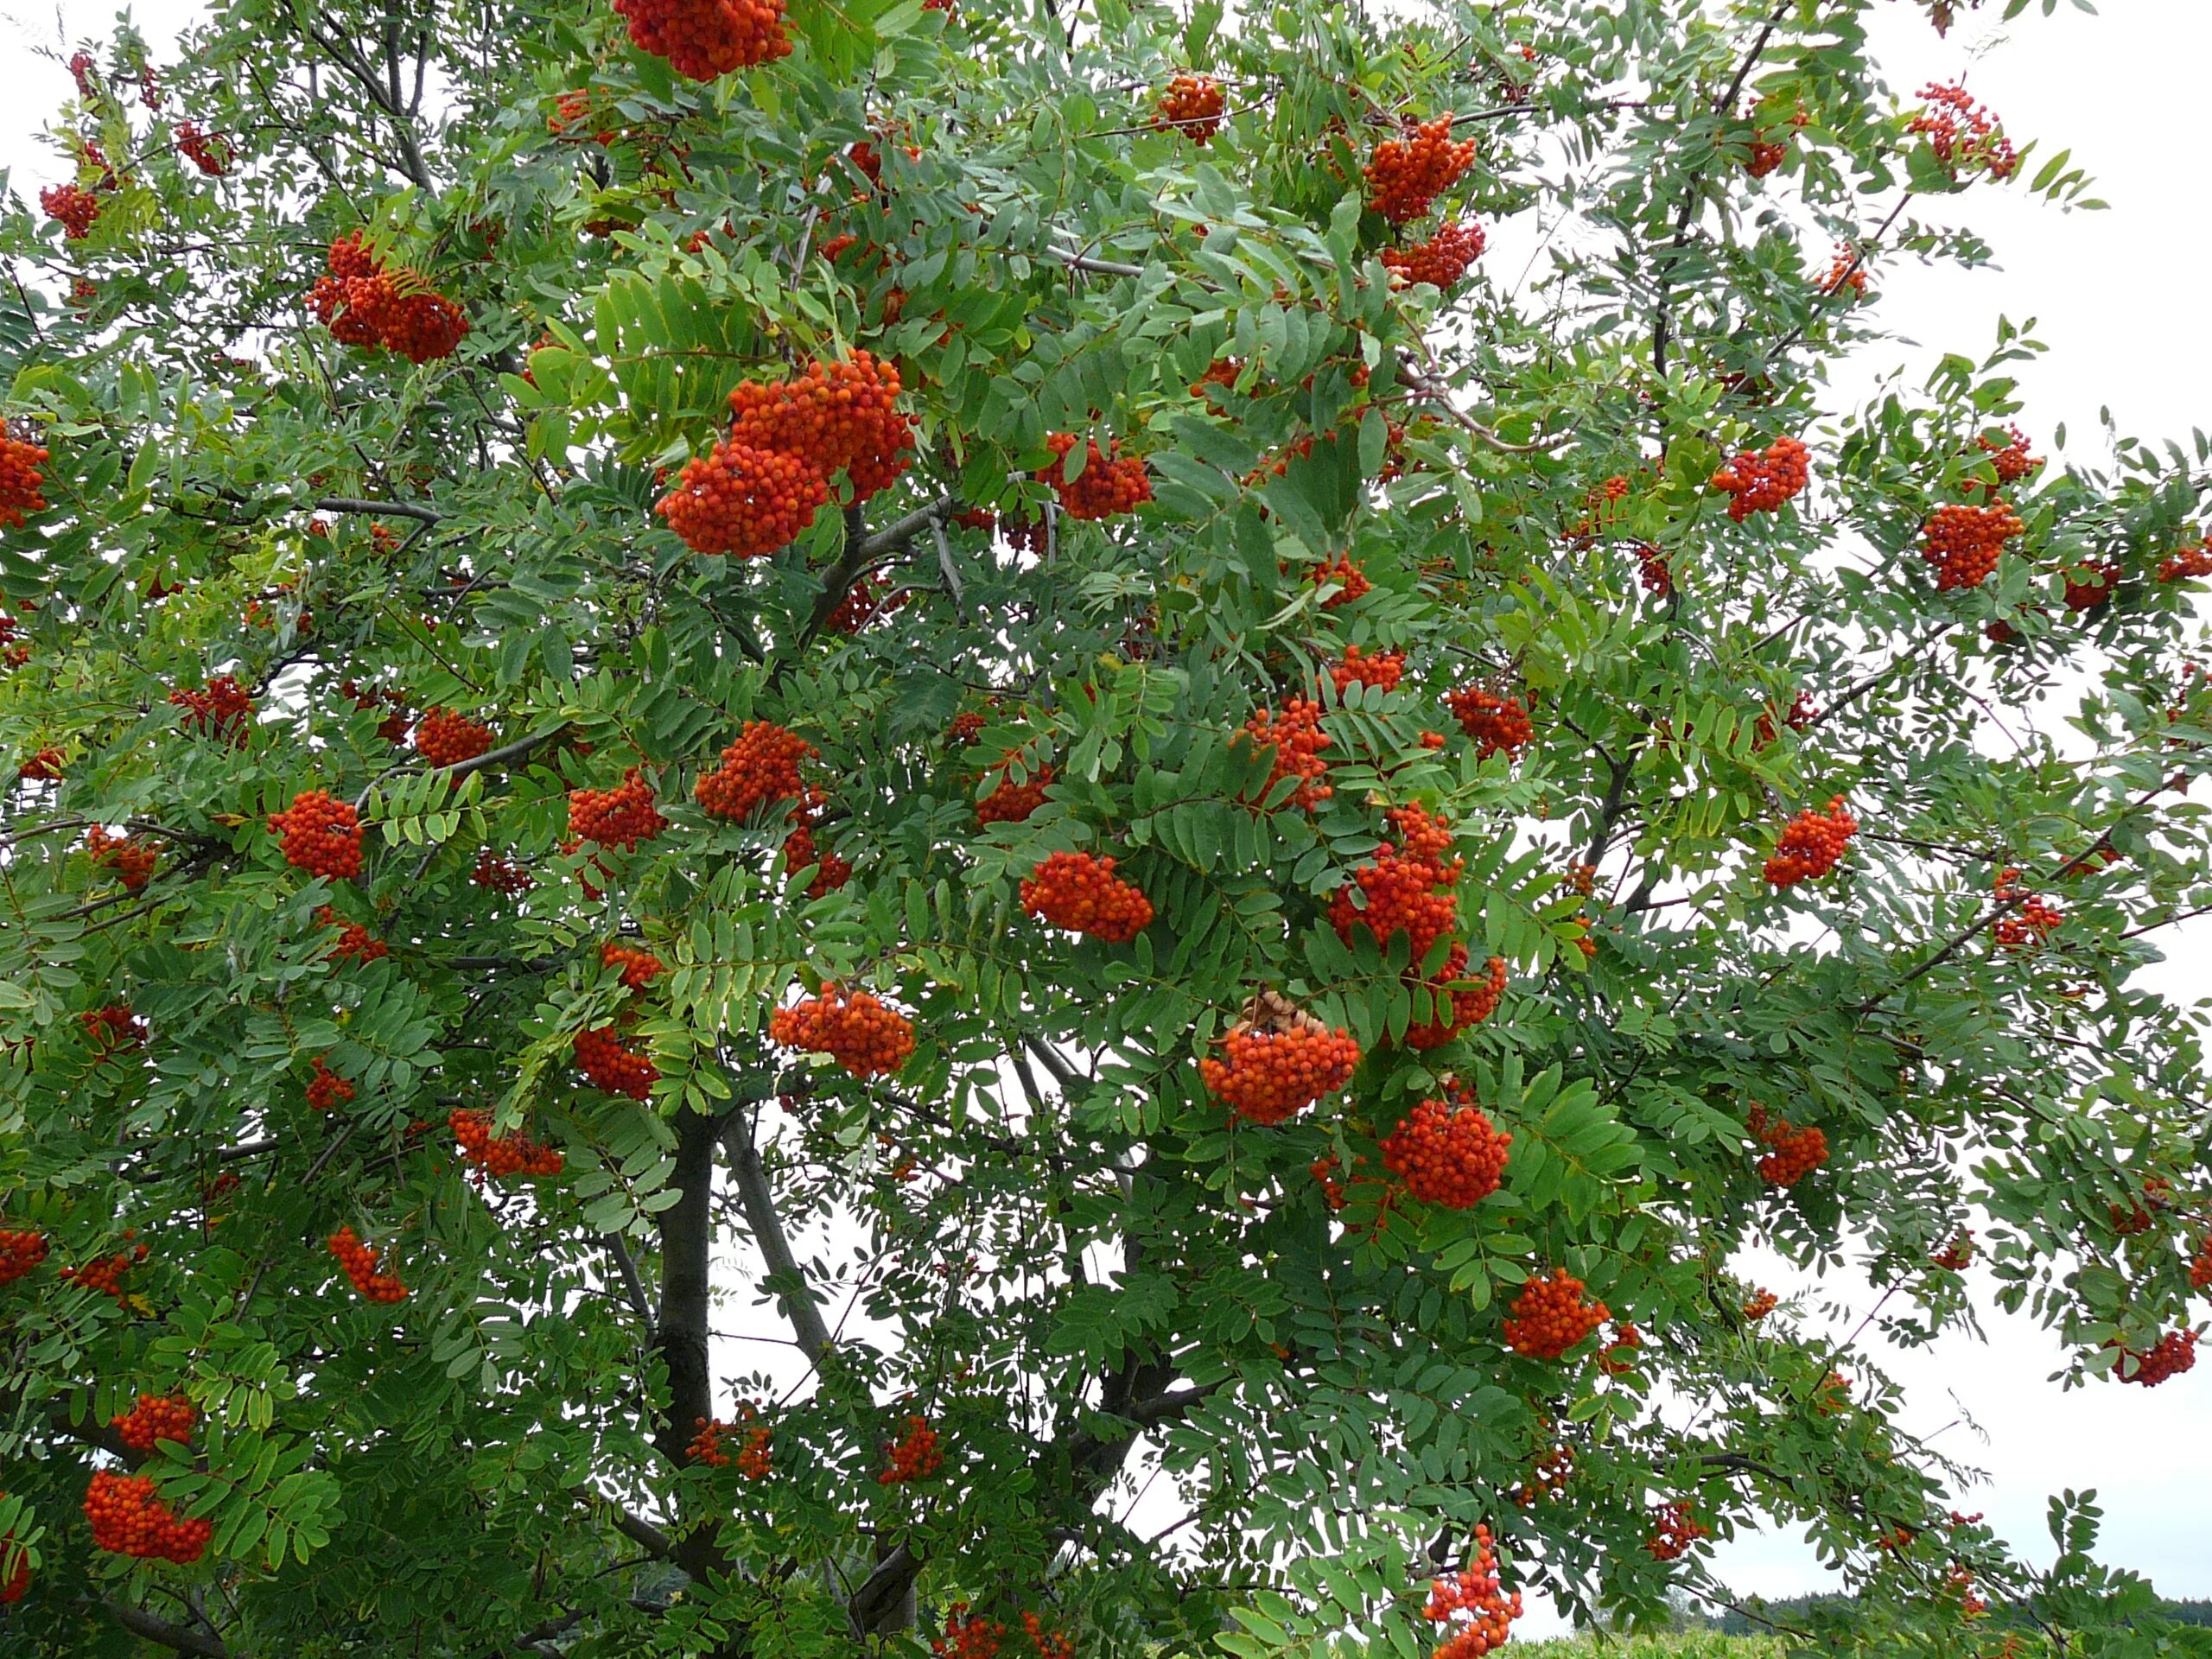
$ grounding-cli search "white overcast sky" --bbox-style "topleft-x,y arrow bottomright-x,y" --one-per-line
0,0 -> 2204,1630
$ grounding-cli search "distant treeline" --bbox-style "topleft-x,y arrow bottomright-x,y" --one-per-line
1707,1596 -> 2212,1634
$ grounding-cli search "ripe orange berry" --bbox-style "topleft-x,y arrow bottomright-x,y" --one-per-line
1444,686 -> 1533,759
1748,1103 -> 1828,1186
306,1057 -> 355,1111
695,720 -> 815,822
569,768 -> 667,849
448,1108 -> 563,1179
656,438 -> 831,557
1922,500 -> 2022,590
878,1413 -> 943,1483
1154,74 -> 1226,143
1328,644 -> 1404,696
612,0 -> 791,78
413,706 -> 494,767
1381,1089 -> 1511,1208
1421,1524 -> 1522,1659
111,1393 -> 196,1452
575,1026 -> 658,1099
1363,116 -> 1475,225
1709,436 -> 1809,521
1644,1500 -> 1707,1562
0,432 -> 51,526
1380,219 -> 1486,289
1241,698 -> 1332,810
170,673 -> 256,744
85,1469 -> 212,1562
85,825 -> 157,890
0,1229 -> 48,1285
1039,433 -> 1152,520
976,755 -> 1054,825
1763,797 -> 1856,887
327,1225 -> 406,1302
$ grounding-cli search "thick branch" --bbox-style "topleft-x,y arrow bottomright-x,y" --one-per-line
313,494 -> 446,524
104,1601 -> 229,1658
726,1139 -> 833,1363
651,1109 -> 723,1469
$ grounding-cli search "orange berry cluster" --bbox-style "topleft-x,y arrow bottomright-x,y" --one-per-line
976,756 -> 1054,825
328,1226 -> 406,1302
1510,1441 -> 1574,1507
1745,133 -> 1787,178
569,768 -> 668,849
1752,690 -> 1817,747
822,569 -> 907,635
1748,1105 -> 1828,1187
1910,83 -> 2018,180
657,439 -> 830,558
1931,1230 -> 1975,1271
1763,796 -> 1856,887
1977,424 -> 2043,488
1422,1525 -> 1522,1659
1332,804 -> 1464,963
2156,538 -> 2212,584
41,181 -> 103,238
1645,1500 -> 1707,1562
1445,686 -> 1533,759
0,1229 -> 47,1284
1991,867 -> 2063,950
688,1415 -> 732,1466
1040,433 -> 1153,520
1381,1090 -> 1512,1209
449,1108 -> 563,1179
947,710 -> 988,747
695,720 -> 815,822
575,1026 -> 658,1099
783,798 -> 854,899
1329,644 -> 1404,696
1155,73 -> 1225,143
414,707 -> 494,767
770,985 -> 917,1077
317,906 -> 389,963
1744,1287 -> 1778,1321
85,1470 -> 212,1562
932,1605 -> 1005,1659
602,941 -> 664,991
0,433 -> 49,526
1381,220 -> 1486,289
270,790 -> 364,880
81,1004 -> 149,1052
113,1393 -> 196,1453
1308,554 -> 1370,607
1503,1268 -> 1609,1360
307,233 -> 470,364
2062,559 -> 2119,613
86,826 -> 157,891
2189,1236 -> 2212,1290
612,0 -> 790,79
306,1057 -> 354,1111
176,120 -> 231,175
471,849 -> 535,893
1363,116 -> 1476,225
690,1412 -> 772,1476
1404,950 -> 1508,1050
1599,1321 -> 1643,1376
1922,500 -> 2022,590
1710,436 -> 1809,522
18,747 -> 64,781
1020,850 -> 1154,942
2117,1328 -> 2196,1388
1243,698 -> 1333,810
730,350 -> 915,500
878,1413 -> 942,1483
1198,992 -> 1361,1125
1820,242 -> 1869,299
171,673 -> 255,743
60,1242 -> 148,1303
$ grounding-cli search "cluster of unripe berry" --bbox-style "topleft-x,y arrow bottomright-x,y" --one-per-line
569,768 -> 668,849
1363,115 -> 1476,224
1922,500 -> 2022,591
1198,992 -> 1361,1124
449,1109 -> 563,1179
1445,686 -> 1534,760
1039,433 -> 1153,520
1381,220 -> 1487,290
1709,436 -> 1810,521
1502,1268 -> 1609,1360
1380,1088 -> 1512,1209
270,790 -> 364,880
770,985 -> 916,1077
414,707 -> 494,767
1764,796 -> 1856,887
659,353 -> 912,556
1910,83 -> 2018,180
171,674 -> 255,743
1421,1525 -> 1522,1659
85,1469 -> 212,1562
0,433 -> 49,527
307,233 -> 470,364
1020,850 -> 1154,942
112,1392 -> 196,1452
877,1414 -> 942,1483
612,0 -> 790,80
575,1026 -> 658,1099
1747,1104 -> 1829,1187
328,1226 -> 406,1301
1154,74 -> 1225,143
1242,699 -> 1332,810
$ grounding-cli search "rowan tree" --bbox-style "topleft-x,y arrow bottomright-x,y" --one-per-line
1,0 -> 2209,1654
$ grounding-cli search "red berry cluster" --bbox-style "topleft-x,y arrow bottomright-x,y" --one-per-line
602,941 -> 664,991
270,790 -> 364,880
1198,992 -> 1361,1125
0,1229 -> 48,1284
449,1108 -> 564,1179
86,826 -> 157,891
317,906 -> 389,963
1932,1230 -> 1976,1271
341,678 -> 411,744
947,710 -> 988,747
60,1242 -> 148,1303
569,768 -> 668,849
1422,1524 -> 1522,1659
1645,1500 -> 1707,1562
575,1026 -> 658,1099
1381,220 -> 1486,289
170,674 -> 256,743
2158,540 -> 2212,583
19,747 -> 65,781
695,720 -> 815,822
81,1005 -> 149,1053
175,121 -> 232,175
1752,690 -> 1817,747
1748,1104 -> 1829,1187
878,1414 -> 943,1484
1363,116 -> 1476,225
657,438 -> 830,558
822,569 -> 907,634
2115,1328 -> 2196,1388
1039,433 -> 1153,520
932,1605 -> 1004,1659
112,1393 -> 196,1452
1631,541 -> 1673,596
1910,83 -> 2018,179
414,707 -> 494,767
1598,1320 -> 1643,1376
1991,867 -> 2063,950
306,233 -> 470,364
1510,1440 -> 1574,1507
1745,132 -> 1787,178
1922,500 -> 2023,590
1155,73 -> 1225,143
2062,559 -> 2119,613
1445,686 -> 1534,759
976,756 -> 1054,825
1243,699 -> 1333,810
41,182 -> 103,239
1308,554 -> 1370,607
328,1225 -> 406,1302
2189,1236 -> 2212,1290
688,1415 -> 732,1466
611,0 -> 791,80
306,1057 -> 354,1111
470,849 -> 535,893
1977,424 -> 2043,488
0,433 -> 50,526
1820,241 -> 1870,299
1709,436 -> 1810,521
1503,1268 -> 1609,1360
782,801 -> 854,899
1381,1089 -> 1512,1209
1329,644 -> 1404,696
1405,950 -> 1508,1050
1020,850 -> 1154,942
770,985 -> 917,1077
1763,797 -> 1856,887
1332,804 -> 1463,963
85,1470 -> 213,1562
1744,1287 -> 1778,1321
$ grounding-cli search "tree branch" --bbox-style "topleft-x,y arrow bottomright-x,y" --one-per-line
103,1601 -> 230,1658
312,494 -> 446,524
725,1137 -> 833,1363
